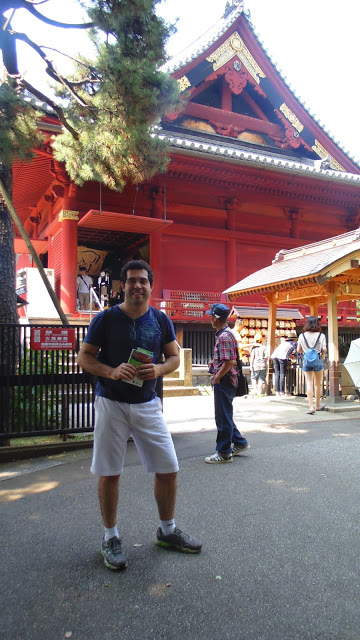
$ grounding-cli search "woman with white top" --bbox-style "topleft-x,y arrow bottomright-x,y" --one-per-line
297,316 -> 327,415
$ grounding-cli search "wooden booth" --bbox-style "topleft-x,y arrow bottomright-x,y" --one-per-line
229,305 -> 302,365
225,229 -> 360,403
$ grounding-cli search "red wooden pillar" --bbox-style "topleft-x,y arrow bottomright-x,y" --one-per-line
150,188 -> 164,300
150,230 -> 162,300
59,209 -> 79,315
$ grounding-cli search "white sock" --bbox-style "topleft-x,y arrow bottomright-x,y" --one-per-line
104,525 -> 119,541
160,519 -> 175,535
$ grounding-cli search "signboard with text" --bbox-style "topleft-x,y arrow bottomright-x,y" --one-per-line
30,327 -> 76,351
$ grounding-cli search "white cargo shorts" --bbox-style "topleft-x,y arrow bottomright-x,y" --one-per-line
91,395 -> 179,476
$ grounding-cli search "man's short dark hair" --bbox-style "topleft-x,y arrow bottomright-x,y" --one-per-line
120,260 -> 154,287
79,266 -> 86,272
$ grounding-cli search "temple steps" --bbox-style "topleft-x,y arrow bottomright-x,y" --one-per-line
163,384 -> 201,397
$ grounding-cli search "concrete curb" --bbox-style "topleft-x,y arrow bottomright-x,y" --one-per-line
0,439 -> 93,463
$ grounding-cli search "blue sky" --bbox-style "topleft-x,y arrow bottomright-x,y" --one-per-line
6,0 -> 360,162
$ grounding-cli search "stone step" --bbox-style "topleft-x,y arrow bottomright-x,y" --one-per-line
163,378 -> 185,387
163,386 -> 201,397
166,370 -> 180,379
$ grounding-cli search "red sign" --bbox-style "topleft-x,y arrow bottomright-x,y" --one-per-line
30,327 -> 76,351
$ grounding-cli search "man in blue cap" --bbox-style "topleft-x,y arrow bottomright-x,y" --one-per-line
205,303 -> 250,463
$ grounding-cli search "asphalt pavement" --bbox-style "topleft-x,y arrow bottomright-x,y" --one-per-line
1,394 -> 360,640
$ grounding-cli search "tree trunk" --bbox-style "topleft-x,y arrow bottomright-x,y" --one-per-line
0,166 -> 17,445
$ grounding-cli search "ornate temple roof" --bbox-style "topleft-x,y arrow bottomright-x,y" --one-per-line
162,1 -> 360,173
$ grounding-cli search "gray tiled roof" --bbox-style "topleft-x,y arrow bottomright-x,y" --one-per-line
152,127 -> 360,185
224,232 -> 360,295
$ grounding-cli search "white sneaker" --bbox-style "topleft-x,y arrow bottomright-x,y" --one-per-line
232,443 -> 250,456
205,452 -> 233,464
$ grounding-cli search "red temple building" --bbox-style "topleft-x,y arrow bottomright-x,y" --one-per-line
13,1 -> 360,359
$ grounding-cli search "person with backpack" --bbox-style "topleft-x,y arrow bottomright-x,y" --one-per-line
297,316 -> 327,415
77,259 -> 202,570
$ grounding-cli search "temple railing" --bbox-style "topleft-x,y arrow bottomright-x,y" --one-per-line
152,290 -> 223,323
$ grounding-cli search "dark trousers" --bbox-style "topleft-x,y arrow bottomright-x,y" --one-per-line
273,358 -> 288,394
214,380 -> 248,455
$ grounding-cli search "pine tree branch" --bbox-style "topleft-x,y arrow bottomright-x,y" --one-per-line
20,78 -> 80,140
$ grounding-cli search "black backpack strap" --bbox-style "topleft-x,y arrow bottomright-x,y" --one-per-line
314,333 -> 321,349
152,307 -> 170,358
151,307 -> 172,407
302,332 -> 321,351
79,275 -> 91,290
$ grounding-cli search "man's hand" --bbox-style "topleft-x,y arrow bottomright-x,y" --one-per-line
109,362 -> 137,381
213,373 -> 222,385
135,363 -> 159,380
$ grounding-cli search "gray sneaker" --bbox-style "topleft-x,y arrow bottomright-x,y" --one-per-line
232,443 -> 250,456
101,536 -> 127,570
205,452 -> 233,464
155,527 -> 202,553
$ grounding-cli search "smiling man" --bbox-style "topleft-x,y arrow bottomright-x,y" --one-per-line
77,259 -> 202,570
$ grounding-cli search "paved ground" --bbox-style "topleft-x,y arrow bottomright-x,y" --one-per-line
1,395 -> 360,640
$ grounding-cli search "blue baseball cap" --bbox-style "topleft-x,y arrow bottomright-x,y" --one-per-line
205,303 -> 230,319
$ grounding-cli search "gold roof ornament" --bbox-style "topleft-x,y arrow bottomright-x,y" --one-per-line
177,75 -> 191,92
206,31 -> 266,82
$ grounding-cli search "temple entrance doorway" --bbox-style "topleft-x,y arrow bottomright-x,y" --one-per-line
77,227 -> 149,309
76,209 -> 172,311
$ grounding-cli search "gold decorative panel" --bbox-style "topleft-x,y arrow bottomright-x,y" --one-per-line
312,140 -> 345,172
279,103 -> 304,133
177,75 -> 191,92
59,210 -> 79,222
207,31 -> 266,83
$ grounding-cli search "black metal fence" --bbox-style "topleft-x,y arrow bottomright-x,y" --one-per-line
183,326 -> 359,368
0,323 -> 94,441
183,326 -> 214,365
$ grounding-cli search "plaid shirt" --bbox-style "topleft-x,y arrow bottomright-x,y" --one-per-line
212,327 -> 238,388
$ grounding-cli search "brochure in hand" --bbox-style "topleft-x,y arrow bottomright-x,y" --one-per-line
124,347 -> 154,387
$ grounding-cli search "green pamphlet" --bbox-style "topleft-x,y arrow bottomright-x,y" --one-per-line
124,347 -> 154,387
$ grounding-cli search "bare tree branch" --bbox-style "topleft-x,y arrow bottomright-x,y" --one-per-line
26,3 -> 93,29
42,46 -> 97,74
11,30 -> 91,107
0,0 -> 93,28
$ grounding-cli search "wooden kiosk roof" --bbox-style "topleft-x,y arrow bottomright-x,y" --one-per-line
224,228 -> 360,305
